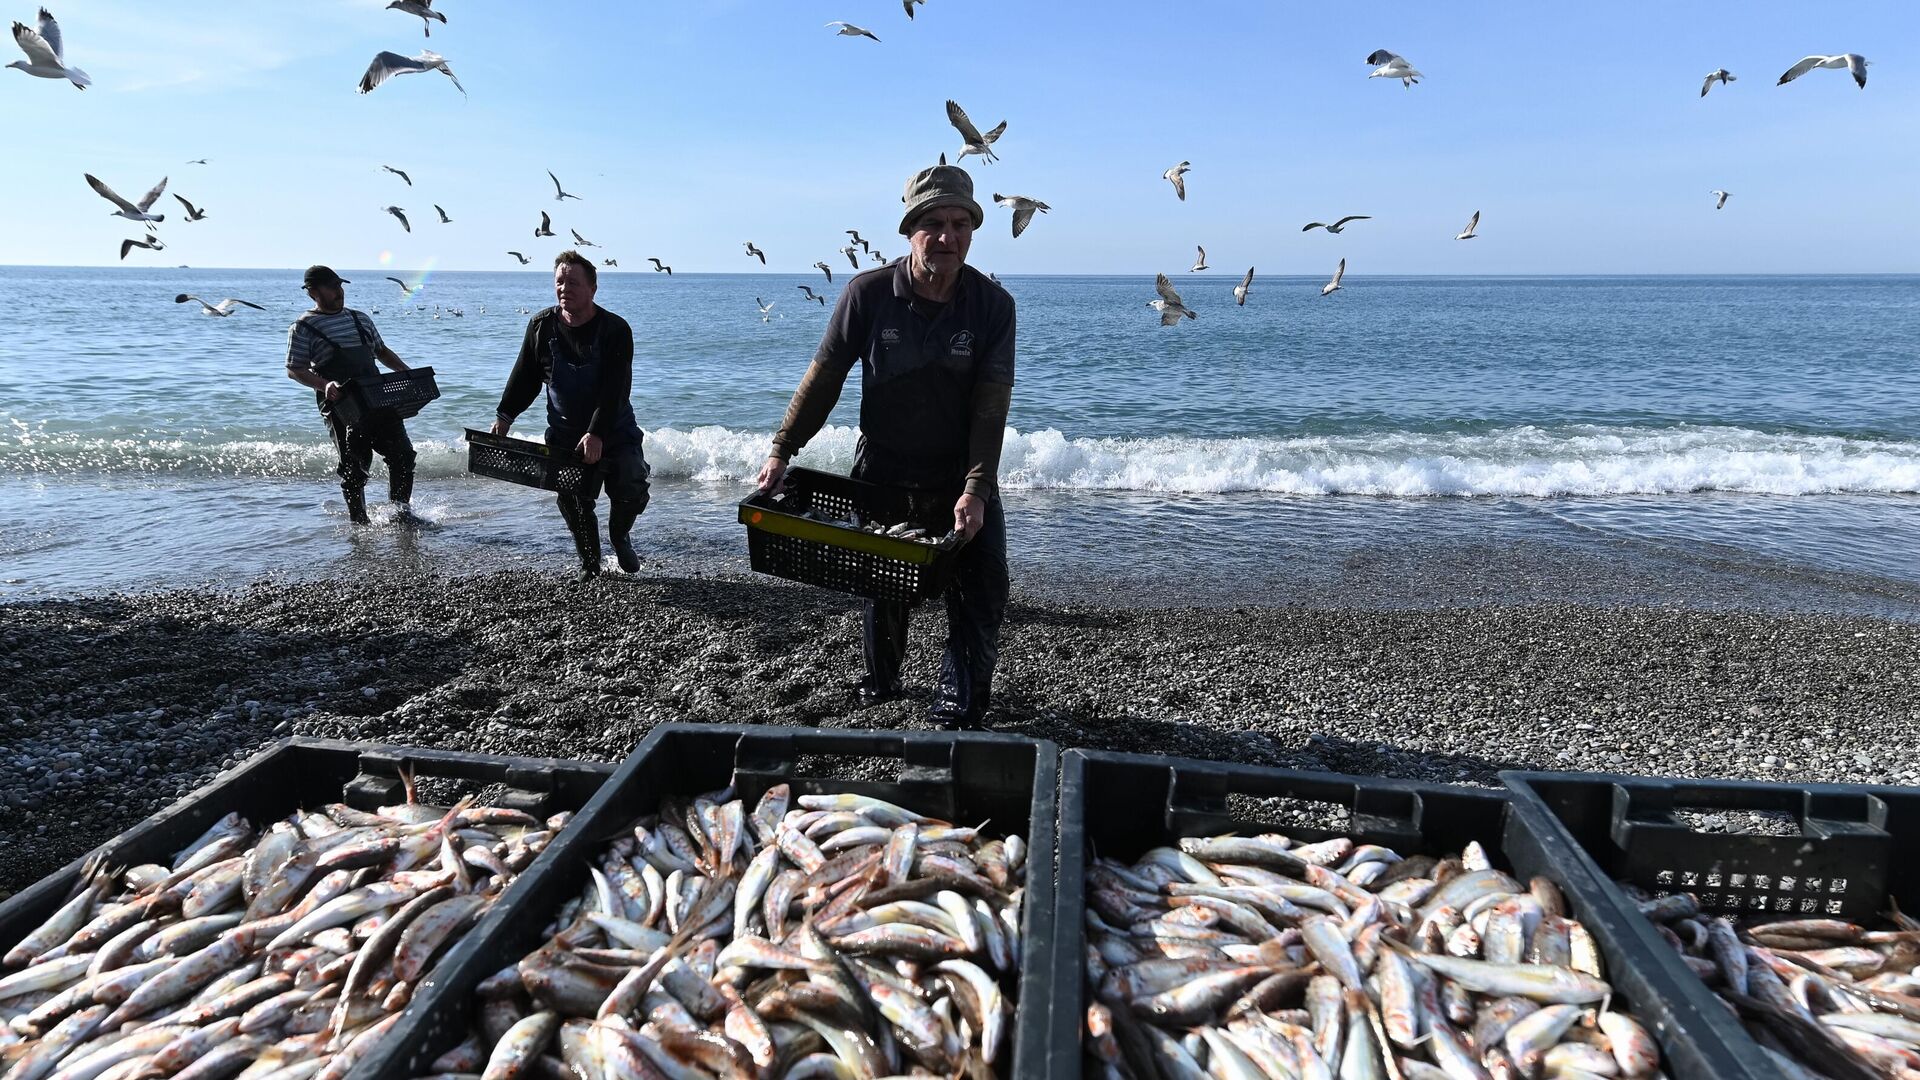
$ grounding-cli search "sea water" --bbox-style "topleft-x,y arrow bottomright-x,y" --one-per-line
2,267 -> 1916,607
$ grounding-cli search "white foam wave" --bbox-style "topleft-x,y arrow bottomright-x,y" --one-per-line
4,423 -> 1918,498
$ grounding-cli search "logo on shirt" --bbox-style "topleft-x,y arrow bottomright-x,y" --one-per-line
948,330 -> 974,358
881,328 -> 901,344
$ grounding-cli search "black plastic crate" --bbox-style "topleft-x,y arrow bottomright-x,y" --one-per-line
464,428 -> 602,495
335,367 -> 441,427
1049,750 -> 1754,1080
1503,770 -> 1920,1079
363,722 -> 1059,1080
738,466 -> 965,603
0,738 -> 615,1080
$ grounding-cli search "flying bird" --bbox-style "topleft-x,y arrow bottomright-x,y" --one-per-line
1233,267 -> 1254,307
838,246 -> 860,268
1455,210 -> 1480,240
903,0 -> 924,17
185,158 -> 208,165
85,173 -> 167,226
1366,49 -> 1422,87
381,164 -> 412,186
533,211 -> 554,237
1303,215 -> 1370,234
357,50 -> 465,97
813,261 -> 834,283
1163,161 -> 1190,201
386,0 -> 446,37
647,258 -> 671,274
386,277 -> 416,297
745,241 -> 766,264
433,204 -> 450,223
508,251 -> 530,264
1321,258 -> 1347,296
869,249 -> 886,264
548,170 -> 581,201
826,22 -> 880,41
1778,53 -> 1869,89
383,206 -> 411,232
604,258 -> 619,268
175,294 -> 263,317
946,99 -> 1006,164
755,297 -> 776,321
1711,190 -> 1730,210
1148,274 -> 1196,325
173,194 -> 208,222
846,229 -> 869,251
9,8 -> 89,88
1701,68 -> 1736,97
1188,246 -> 1210,272
993,193 -> 1048,237
118,236 -> 165,260
570,228 -> 597,247
797,284 -> 827,305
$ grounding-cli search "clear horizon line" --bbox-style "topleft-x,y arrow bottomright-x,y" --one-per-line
6,264 -> 1919,279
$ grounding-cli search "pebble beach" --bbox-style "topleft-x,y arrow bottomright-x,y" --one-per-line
5,562 -> 1918,899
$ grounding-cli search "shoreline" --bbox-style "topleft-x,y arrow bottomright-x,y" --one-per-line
6,565 -> 1919,897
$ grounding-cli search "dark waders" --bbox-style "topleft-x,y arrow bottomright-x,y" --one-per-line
305,312 -> 415,524
543,318 -> 649,578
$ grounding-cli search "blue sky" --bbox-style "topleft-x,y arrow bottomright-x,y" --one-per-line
6,1 -> 1917,274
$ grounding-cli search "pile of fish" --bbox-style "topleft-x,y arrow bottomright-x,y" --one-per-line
768,492 -> 945,545
1082,834 -> 1665,1079
0,784 -> 561,1080
1632,886 -> 1920,1080
427,783 -> 1026,1080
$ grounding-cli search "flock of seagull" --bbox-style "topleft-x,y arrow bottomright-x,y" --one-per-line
9,4 -> 1882,326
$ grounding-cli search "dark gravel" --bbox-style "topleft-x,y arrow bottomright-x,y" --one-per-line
5,565 -> 1919,898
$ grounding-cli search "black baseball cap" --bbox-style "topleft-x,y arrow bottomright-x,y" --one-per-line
302,265 -> 349,288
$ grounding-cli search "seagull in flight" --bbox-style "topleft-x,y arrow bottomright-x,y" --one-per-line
1321,258 -> 1347,296
846,229 -> 869,251
1711,190 -> 1730,210
1163,161 -> 1190,201
1303,215 -> 1370,234
386,277 -> 416,297
796,284 -> 827,305
185,158 -> 208,165
869,249 -> 885,264
1778,53 -> 1869,89
433,204 -> 451,224
993,193 -> 1048,237
1189,246 -> 1208,272
9,8 -> 89,89
86,173 -> 167,226
548,170 -> 581,201
507,251 -> 530,264
357,50 -> 465,96
903,0 -> 925,17
813,261 -> 835,283
1366,49 -> 1422,87
745,241 -> 766,264
1233,267 -> 1254,307
604,258 -> 619,268
570,228 -> 598,247
1701,68 -> 1736,97
1148,274 -> 1196,325
533,211 -> 554,237
1455,210 -> 1480,240
173,194 -> 208,222
382,206 -> 411,232
946,100 -> 1006,164
386,0 -> 445,37
755,297 -> 776,321
381,164 -> 412,186
647,257 -> 671,274
118,235 -> 165,260
838,245 -> 860,268
826,21 -> 880,41
175,294 -> 263,317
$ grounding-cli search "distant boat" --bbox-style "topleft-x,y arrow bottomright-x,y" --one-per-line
176,264 -> 189,268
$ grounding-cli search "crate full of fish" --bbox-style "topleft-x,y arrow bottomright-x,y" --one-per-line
335,367 -> 441,428
1503,770 -> 1920,1080
0,738 -> 615,1080
738,467 -> 966,604
367,722 -> 1059,1080
464,429 -> 602,496
1049,749 -> 1742,1080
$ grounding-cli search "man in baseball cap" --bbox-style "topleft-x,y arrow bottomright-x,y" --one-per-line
755,161 -> 1016,729
285,265 -> 419,525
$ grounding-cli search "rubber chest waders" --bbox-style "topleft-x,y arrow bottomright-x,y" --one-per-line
301,312 -> 412,521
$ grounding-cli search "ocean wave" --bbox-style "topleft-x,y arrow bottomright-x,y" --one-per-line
3,422 -> 1918,497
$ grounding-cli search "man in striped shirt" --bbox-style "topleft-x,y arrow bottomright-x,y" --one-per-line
285,265 -> 417,525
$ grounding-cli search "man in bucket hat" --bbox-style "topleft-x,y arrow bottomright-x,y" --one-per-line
756,161 -> 1016,729
285,265 -> 419,525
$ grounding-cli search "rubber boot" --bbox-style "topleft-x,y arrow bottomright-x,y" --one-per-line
559,495 -> 601,580
342,485 -> 370,525
608,500 -> 642,573
388,460 -> 418,523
